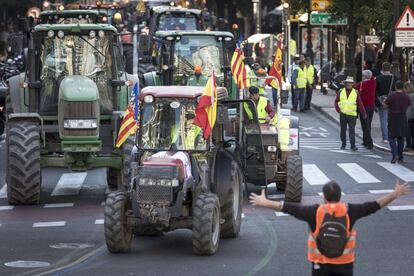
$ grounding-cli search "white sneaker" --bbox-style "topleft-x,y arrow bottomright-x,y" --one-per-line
382,139 -> 389,143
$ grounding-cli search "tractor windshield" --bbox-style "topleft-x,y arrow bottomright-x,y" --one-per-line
140,100 -> 207,151
173,35 -> 223,84
158,14 -> 198,31
39,33 -> 113,113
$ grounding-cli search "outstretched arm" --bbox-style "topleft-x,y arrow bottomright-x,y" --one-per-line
249,190 -> 283,211
376,180 -> 410,208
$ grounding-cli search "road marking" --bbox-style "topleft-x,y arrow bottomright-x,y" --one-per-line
337,163 -> 381,183
318,192 -> 345,196
268,194 -> 285,199
388,205 -> 414,211
51,172 -> 87,196
275,212 -> 288,217
0,184 -> 7,198
94,219 -> 104,225
363,155 -> 383,159
0,205 -> 14,211
50,243 -> 95,249
33,221 -> 66,228
4,261 -> 50,268
369,189 -> 394,194
303,164 -> 330,185
241,213 -> 245,219
319,127 -> 328,132
377,162 -> 414,182
301,132 -> 311,137
44,203 -> 74,208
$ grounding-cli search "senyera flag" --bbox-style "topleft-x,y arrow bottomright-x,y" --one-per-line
193,72 -> 217,140
115,82 -> 140,148
266,37 -> 283,90
231,47 -> 249,89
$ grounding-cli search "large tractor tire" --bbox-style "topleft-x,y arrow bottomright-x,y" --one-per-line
284,155 -> 303,203
192,193 -> 221,256
107,136 -> 135,191
7,121 -> 41,205
104,192 -> 133,253
138,63 -> 156,87
220,161 -> 243,238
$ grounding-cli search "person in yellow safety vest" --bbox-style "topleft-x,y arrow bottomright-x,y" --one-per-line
335,77 -> 367,151
244,86 -> 276,124
249,180 -> 410,276
170,117 -> 203,150
304,57 -> 317,110
248,63 -> 268,95
291,60 -> 307,112
187,65 -> 208,87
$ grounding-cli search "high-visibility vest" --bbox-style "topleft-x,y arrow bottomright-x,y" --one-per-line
244,96 -> 269,123
338,88 -> 358,116
184,125 -> 202,149
308,203 -> 356,265
248,71 -> 265,95
278,116 -> 290,150
305,65 -> 315,85
296,67 -> 307,88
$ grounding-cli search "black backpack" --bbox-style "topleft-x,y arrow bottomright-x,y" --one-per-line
316,206 -> 349,258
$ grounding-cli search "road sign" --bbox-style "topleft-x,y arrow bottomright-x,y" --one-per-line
395,6 -> 414,30
395,6 -> 414,47
311,0 -> 331,12
310,13 -> 347,26
364,35 -> 381,44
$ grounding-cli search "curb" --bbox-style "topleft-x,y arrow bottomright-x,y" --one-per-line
311,102 -> 401,154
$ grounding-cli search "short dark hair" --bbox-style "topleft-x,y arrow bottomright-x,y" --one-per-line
293,56 -> 300,61
395,80 -> 404,90
249,86 -> 259,94
382,62 -> 391,72
322,181 -> 342,202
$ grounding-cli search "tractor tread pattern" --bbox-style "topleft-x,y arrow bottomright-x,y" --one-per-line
284,155 -> 303,203
7,122 -> 41,205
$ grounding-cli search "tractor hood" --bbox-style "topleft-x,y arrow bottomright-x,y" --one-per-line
142,151 -> 191,182
59,75 -> 99,102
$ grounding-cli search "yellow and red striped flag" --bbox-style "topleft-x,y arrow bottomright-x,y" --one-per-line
231,47 -> 249,89
115,82 -> 139,148
193,72 -> 217,139
266,38 -> 283,89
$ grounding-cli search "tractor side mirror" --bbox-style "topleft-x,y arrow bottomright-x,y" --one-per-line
108,79 -> 128,87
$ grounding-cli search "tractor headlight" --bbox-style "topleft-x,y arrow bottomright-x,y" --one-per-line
64,119 -> 98,129
89,30 -> 96,39
158,179 -> 171,186
57,30 -> 64,39
267,146 -> 277,152
139,178 -> 156,186
47,30 -> 54,38
143,95 -> 154,103
172,179 -> 179,187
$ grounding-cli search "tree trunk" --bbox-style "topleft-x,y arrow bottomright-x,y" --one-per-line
345,22 -> 357,78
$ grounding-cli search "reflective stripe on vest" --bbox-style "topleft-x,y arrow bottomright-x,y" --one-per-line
244,96 -> 268,123
306,65 -> 315,85
308,203 -> 356,265
339,88 -> 357,116
296,67 -> 307,88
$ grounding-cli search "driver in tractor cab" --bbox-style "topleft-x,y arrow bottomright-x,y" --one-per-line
187,65 -> 208,87
244,86 -> 276,124
169,106 -> 203,150
248,63 -> 268,95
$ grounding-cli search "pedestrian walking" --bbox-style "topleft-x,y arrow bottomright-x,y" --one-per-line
355,70 -> 376,149
288,56 -> 300,106
304,57 -> 317,110
291,60 -> 307,112
375,62 -> 395,143
383,80 -> 412,163
405,82 -> 414,151
335,77 -> 367,150
249,180 -> 410,276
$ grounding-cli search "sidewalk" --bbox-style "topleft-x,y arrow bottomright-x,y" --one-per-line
310,89 -> 414,156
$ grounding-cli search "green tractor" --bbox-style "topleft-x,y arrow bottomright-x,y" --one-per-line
142,30 -> 237,97
5,19 -> 136,205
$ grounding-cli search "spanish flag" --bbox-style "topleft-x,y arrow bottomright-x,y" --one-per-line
231,47 -> 249,89
193,72 -> 217,140
266,38 -> 283,89
115,82 -> 139,148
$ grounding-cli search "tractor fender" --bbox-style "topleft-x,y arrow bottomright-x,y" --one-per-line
8,73 -> 27,114
211,148 -> 235,207
289,115 -> 300,154
8,112 -> 42,123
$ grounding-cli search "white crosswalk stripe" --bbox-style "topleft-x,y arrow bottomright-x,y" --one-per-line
300,138 -> 374,155
377,162 -> 414,182
51,172 -> 87,196
0,184 -> 7,199
32,221 -> 66,228
388,205 -> 414,211
303,164 -> 330,185
337,163 -> 381,183
43,203 -> 74,208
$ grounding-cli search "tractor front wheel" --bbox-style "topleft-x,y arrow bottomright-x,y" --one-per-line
104,192 -> 133,253
284,155 -> 303,202
7,121 -> 41,205
192,193 -> 221,255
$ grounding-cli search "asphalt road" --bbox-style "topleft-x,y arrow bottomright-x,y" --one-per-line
1,109 -> 414,276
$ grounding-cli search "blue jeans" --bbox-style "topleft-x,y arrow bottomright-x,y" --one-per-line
293,88 -> 306,111
389,136 -> 404,159
378,107 -> 388,140
272,87 -> 278,106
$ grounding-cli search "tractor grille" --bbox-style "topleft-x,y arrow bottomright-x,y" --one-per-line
59,100 -> 99,137
134,166 -> 178,205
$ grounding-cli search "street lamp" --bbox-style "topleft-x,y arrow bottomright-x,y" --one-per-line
252,0 -> 261,34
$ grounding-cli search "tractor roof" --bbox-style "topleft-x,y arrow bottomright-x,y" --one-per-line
151,6 -> 202,15
40,10 -> 103,17
141,86 -> 204,99
155,30 -> 234,39
34,23 -> 117,33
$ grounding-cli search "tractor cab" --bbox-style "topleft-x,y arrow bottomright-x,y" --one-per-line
39,10 -> 105,25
